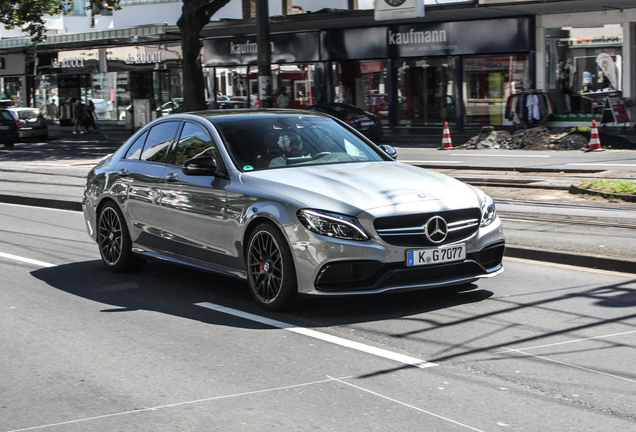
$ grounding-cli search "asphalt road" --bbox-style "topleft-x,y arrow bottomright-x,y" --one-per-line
1,203 -> 635,431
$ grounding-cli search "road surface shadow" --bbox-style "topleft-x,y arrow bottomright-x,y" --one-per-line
30,259 -> 493,329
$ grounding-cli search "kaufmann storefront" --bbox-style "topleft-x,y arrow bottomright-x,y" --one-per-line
203,16 -> 533,129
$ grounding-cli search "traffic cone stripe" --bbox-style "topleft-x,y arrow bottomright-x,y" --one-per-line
441,121 -> 453,149
588,120 -> 602,151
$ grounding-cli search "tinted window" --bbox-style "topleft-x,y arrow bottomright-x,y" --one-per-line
140,121 -> 180,163
124,130 -> 149,160
0,111 -> 13,121
173,122 -> 218,165
216,117 -> 384,171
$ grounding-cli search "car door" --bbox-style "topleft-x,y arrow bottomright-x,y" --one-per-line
159,121 -> 230,267
118,120 -> 181,250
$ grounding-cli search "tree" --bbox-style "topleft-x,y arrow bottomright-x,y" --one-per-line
177,0 -> 232,112
0,0 -> 121,43
1,0 -> 232,112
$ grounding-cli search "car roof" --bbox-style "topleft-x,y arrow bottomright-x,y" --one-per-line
168,109 -> 332,124
5,107 -> 40,111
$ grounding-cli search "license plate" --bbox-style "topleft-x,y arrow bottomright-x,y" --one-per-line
406,244 -> 466,267
0,126 -> 9,130
361,121 -> 375,126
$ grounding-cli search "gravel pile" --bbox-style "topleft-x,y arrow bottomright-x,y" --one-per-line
459,126 -> 590,150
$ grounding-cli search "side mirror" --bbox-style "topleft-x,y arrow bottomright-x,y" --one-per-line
182,156 -> 218,176
379,144 -> 397,159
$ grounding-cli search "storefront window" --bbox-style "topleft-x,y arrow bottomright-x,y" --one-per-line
34,75 -> 58,121
333,61 -> 389,123
463,55 -> 529,126
546,24 -> 622,120
1,77 -> 24,107
397,57 -> 454,126
213,64 -> 315,110
90,73 -> 119,121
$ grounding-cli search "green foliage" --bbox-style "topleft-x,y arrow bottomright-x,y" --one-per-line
0,0 -> 121,43
579,179 -> 636,195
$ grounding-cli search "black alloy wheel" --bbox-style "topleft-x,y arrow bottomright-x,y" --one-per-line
247,222 -> 299,311
97,201 -> 145,272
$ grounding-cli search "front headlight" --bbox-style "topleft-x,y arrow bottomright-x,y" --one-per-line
297,209 -> 369,241
480,194 -> 497,227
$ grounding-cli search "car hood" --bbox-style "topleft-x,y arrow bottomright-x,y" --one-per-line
239,162 -> 481,216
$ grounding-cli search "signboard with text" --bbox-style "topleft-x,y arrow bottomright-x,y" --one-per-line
605,93 -> 630,124
375,0 -> 424,21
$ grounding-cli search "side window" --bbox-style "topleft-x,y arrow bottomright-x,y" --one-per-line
140,121 -> 181,163
173,122 -> 218,165
124,130 -> 149,160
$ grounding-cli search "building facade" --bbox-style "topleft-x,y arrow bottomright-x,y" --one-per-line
1,1 -> 634,130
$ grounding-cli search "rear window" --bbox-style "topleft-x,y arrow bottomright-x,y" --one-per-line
0,111 -> 14,121
16,109 -> 41,119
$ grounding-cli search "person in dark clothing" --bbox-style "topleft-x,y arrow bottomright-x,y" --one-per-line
72,99 -> 87,134
85,100 -> 99,132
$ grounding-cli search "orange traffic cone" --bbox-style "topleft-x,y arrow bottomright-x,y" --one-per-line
440,121 -> 453,150
585,120 -> 604,152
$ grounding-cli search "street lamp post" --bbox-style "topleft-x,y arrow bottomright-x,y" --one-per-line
256,0 -> 272,108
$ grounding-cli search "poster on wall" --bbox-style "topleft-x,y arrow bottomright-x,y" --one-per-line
375,0 -> 424,21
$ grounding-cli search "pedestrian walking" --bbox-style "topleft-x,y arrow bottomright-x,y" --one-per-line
85,100 -> 99,132
276,86 -> 291,108
72,99 -> 87,134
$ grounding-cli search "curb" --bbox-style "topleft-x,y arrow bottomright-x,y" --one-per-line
505,246 -> 636,274
0,193 -> 82,212
569,184 -> 636,203
1,193 -> 633,275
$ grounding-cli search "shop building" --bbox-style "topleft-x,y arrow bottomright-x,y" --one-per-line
34,40 -> 183,127
0,52 -> 27,106
536,7 -> 636,126
202,13 -> 533,129
1,1 -> 634,130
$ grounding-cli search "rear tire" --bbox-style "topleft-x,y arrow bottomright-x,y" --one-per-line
247,222 -> 300,311
97,201 -> 145,272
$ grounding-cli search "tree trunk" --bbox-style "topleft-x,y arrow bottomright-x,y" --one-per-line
178,0 -> 232,112
178,8 -> 207,112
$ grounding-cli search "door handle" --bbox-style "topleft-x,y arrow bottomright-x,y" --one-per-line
165,172 -> 179,183
117,169 -> 130,177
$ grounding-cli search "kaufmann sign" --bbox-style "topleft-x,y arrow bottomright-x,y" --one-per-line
375,0 -> 424,21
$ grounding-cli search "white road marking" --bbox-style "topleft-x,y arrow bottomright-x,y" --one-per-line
566,163 -> 636,167
497,330 -> 636,352
450,153 -> 550,158
5,376 -> 350,432
195,302 -> 436,369
329,375 -> 486,432
0,251 -> 56,268
401,160 -> 462,164
499,347 -> 636,384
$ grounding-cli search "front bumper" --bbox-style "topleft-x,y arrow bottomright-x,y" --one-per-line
288,216 -> 505,296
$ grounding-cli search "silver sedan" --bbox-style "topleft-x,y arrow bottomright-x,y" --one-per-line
82,110 -> 504,310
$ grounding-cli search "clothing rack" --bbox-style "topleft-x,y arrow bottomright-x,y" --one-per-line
505,91 -> 555,125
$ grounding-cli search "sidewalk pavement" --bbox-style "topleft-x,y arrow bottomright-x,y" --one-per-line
1,126 -> 635,274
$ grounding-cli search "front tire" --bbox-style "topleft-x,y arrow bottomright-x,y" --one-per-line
97,201 -> 145,272
247,222 -> 299,311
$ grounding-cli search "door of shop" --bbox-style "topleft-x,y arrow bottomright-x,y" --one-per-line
130,71 -> 173,121
398,58 -> 455,127
58,74 -> 90,126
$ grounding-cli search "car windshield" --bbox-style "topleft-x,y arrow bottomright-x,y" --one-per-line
215,116 -> 385,171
